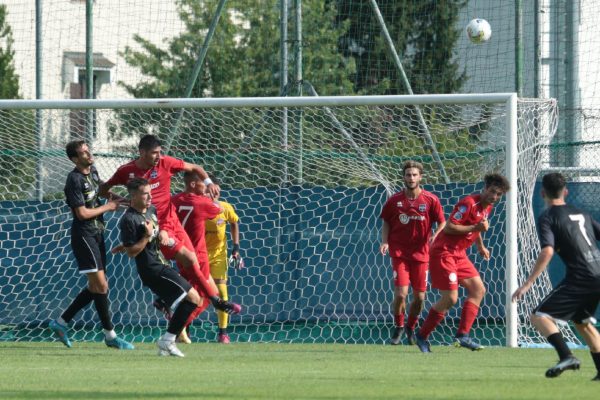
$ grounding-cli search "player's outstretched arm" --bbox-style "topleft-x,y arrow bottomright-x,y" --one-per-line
183,162 -> 220,198
444,220 -> 488,235
72,198 -> 121,221
512,246 -> 554,302
99,182 -> 115,199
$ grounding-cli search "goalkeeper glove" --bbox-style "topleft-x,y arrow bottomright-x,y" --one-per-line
228,244 -> 244,270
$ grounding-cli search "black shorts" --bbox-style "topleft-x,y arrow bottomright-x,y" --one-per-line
71,233 -> 106,274
137,265 -> 192,309
534,282 -> 600,324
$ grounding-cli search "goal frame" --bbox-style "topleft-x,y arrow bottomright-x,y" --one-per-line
0,93 -> 520,346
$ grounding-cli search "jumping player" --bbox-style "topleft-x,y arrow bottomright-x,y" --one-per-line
416,173 -> 510,352
100,135 -> 240,315
171,171 -> 223,342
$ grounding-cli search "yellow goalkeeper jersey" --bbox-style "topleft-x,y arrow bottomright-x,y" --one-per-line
205,200 -> 239,266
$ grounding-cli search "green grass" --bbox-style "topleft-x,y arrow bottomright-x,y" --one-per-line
0,342 -> 597,399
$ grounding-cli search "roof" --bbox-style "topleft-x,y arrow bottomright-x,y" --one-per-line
64,52 -> 115,69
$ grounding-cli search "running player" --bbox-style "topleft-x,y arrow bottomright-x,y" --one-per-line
512,172 -> 600,380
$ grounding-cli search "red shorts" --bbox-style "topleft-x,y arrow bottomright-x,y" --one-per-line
159,219 -> 190,260
391,257 -> 428,292
429,252 -> 479,291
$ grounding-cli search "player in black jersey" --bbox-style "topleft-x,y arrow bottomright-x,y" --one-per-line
513,173 -> 600,380
118,177 -> 201,357
49,140 -> 134,350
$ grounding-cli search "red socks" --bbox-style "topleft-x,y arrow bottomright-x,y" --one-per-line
457,301 -> 480,336
394,313 -> 405,328
419,308 -> 446,339
406,314 -> 419,330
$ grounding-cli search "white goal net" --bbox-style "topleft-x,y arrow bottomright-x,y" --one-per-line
0,95 -> 565,347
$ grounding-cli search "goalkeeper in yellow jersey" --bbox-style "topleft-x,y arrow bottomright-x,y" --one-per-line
205,175 -> 242,344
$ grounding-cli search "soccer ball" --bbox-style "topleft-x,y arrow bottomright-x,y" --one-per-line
466,19 -> 492,44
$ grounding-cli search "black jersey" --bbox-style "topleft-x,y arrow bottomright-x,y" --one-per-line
538,204 -> 600,287
64,165 -> 104,236
119,205 -> 169,274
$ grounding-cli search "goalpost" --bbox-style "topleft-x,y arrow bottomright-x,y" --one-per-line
0,94 -> 565,347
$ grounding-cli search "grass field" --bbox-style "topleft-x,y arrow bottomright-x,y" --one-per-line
0,342 -> 597,399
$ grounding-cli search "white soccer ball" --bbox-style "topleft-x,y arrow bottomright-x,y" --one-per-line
466,18 -> 492,44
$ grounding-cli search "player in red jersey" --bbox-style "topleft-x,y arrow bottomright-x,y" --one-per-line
102,135 -> 240,315
415,173 -> 510,352
171,171 -> 223,341
380,160 -> 446,345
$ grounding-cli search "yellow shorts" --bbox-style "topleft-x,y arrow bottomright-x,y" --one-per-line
209,258 -> 228,280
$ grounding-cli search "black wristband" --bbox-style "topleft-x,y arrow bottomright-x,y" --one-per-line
232,243 -> 240,253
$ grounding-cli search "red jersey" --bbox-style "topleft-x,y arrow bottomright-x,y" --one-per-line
105,155 -> 185,227
431,193 -> 493,254
171,192 -> 222,256
379,189 -> 445,262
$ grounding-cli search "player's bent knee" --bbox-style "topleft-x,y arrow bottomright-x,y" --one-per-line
437,295 -> 457,310
395,293 -> 407,303
186,288 -> 201,305
88,282 -> 109,294
176,247 -> 198,268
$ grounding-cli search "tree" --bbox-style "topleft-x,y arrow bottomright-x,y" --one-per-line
0,5 -> 36,200
335,0 -> 466,95
0,4 -> 20,99
114,0 -> 357,187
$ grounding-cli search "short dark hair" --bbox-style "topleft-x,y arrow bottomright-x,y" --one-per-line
542,172 -> 566,199
402,160 -> 423,175
484,173 -> 510,192
65,140 -> 86,159
126,177 -> 149,194
183,170 -> 201,184
138,134 -> 161,151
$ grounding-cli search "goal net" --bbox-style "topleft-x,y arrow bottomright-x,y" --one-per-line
0,95 -> 564,347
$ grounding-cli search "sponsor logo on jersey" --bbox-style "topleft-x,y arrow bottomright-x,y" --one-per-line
397,201 -> 403,207
458,205 -> 467,213
150,182 -> 160,189
399,213 -> 425,224
150,170 -> 158,179
419,204 -> 426,212
449,272 -> 457,283
217,218 -> 225,226
129,173 -> 135,179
